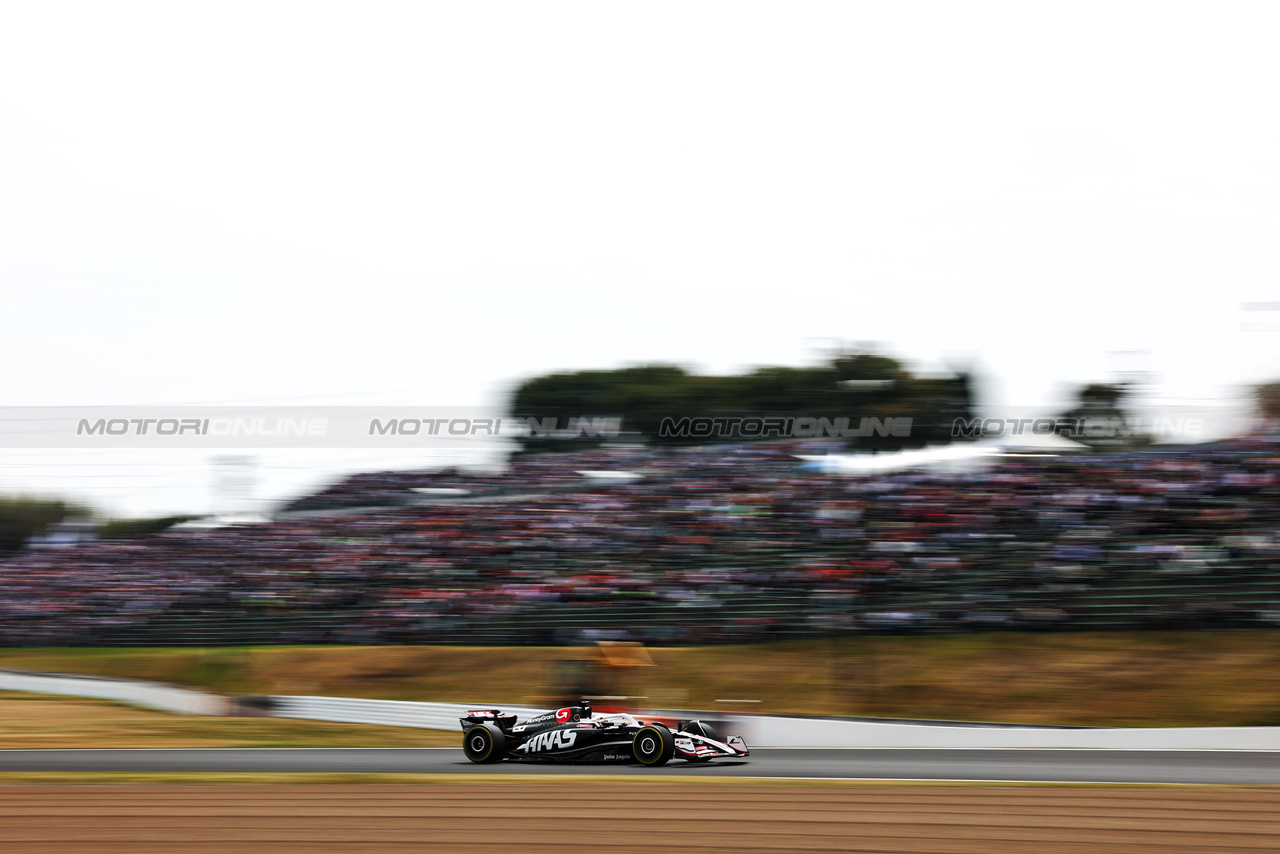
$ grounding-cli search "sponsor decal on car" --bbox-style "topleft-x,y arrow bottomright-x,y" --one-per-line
466,710 -> 495,717
515,729 -> 579,754
555,708 -> 572,723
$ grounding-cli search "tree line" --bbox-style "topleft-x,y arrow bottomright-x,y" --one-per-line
509,352 -> 977,453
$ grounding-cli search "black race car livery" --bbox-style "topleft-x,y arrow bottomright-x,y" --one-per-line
459,703 -> 749,766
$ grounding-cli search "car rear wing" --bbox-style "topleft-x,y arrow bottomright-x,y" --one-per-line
459,710 -> 518,731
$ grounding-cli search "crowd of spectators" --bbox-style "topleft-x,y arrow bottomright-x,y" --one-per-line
1,438 -> 1278,646
282,447 -> 690,511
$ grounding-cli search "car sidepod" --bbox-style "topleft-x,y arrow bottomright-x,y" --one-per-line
510,722 -> 637,762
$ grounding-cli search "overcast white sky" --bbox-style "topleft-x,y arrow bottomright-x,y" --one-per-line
1,2 -> 1278,515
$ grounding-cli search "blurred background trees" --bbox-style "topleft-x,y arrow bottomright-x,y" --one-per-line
509,351 -> 976,453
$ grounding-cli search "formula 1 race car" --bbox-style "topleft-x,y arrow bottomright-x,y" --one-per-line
459,703 -> 749,765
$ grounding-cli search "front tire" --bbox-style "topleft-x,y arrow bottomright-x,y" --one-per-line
679,721 -> 718,761
462,723 -> 505,763
632,724 -> 675,766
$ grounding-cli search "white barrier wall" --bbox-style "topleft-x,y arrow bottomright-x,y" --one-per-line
0,669 -> 228,716
723,714 -> 1280,750
266,698 -> 1280,750
267,696 -> 549,731
4,668 -> 1279,751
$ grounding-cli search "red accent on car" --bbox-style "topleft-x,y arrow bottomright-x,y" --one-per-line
555,708 -> 572,722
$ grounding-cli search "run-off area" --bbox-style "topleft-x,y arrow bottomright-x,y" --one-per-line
0,782 -> 1278,853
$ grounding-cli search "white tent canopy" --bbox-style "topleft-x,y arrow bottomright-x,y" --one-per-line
796,441 -> 1000,475
993,431 -> 1089,452
796,433 -> 1089,476
170,513 -> 273,531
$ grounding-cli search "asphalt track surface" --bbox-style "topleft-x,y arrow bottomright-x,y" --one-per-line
1,747 -> 1278,784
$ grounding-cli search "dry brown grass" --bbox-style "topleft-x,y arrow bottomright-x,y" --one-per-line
1,630 -> 1279,726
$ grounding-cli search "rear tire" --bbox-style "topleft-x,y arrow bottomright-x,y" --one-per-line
462,723 -> 505,763
632,724 -> 675,766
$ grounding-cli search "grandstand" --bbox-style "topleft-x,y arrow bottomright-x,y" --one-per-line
1,437 -> 1277,646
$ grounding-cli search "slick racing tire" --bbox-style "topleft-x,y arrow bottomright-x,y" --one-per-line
632,724 -> 675,766
462,723 -> 505,764
679,721 -> 719,761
